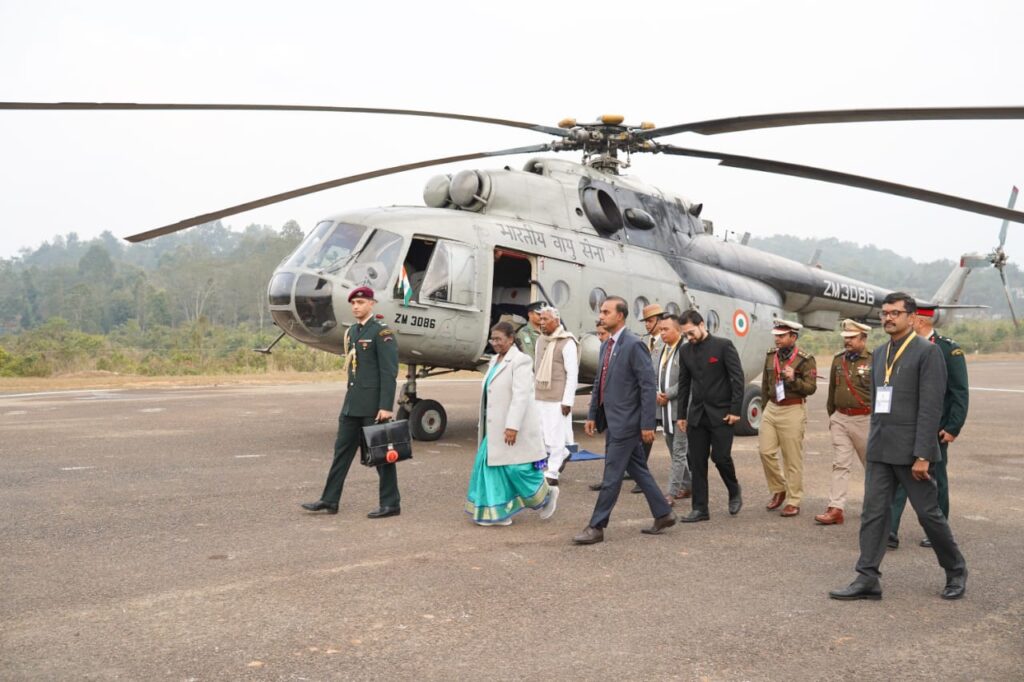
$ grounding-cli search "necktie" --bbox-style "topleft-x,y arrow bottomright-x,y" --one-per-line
599,336 -> 615,405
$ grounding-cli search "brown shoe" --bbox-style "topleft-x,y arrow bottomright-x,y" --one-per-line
673,489 -> 692,500
766,492 -> 786,511
780,505 -> 800,517
641,511 -> 678,535
572,526 -> 604,545
814,507 -> 844,525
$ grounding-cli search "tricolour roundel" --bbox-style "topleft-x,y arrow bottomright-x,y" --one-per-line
733,309 -> 750,337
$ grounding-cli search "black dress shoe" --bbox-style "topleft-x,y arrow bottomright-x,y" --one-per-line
630,483 -> 643,494
920,537 -> 933,548
680,509 -> 710,523
941,570 -> 967,600
728,490 -> 743,516
367,506 -> 401,519
829,580 -> 882,601
301,501 -> 338,514
641,511 -> 678,535
887,532 -> 900,549
572,526 -> 604,545
589,482 -> 603,491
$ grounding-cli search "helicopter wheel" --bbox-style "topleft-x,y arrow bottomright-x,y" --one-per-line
409,399 -> 447,441
735,384 -> 762,437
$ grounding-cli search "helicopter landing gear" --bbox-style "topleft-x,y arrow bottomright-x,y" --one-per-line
397,364 -> 449,441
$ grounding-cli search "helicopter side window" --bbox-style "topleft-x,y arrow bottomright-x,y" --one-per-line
344,229 -> 404,291
420,241 -> 477,307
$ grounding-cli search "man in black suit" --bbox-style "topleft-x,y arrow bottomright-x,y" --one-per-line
830,292 -> 967,601
573,296 -> 677,544
674,309 -> 745,522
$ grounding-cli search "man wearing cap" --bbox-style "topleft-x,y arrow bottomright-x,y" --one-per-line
301,286 -> 402,518
758,319 -> 817,517
516,302 -> 545,360
887,303 -> 969,549
815,319 -> 873,526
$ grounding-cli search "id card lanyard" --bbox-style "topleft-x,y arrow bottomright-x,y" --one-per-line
876,333 -> 914,414
773,346 -> 798,402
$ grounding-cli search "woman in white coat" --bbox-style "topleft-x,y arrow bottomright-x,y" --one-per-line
465,321 -> 551,525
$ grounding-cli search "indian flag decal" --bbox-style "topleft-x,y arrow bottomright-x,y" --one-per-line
732,309 -> 750,337
399,266 -> 413,307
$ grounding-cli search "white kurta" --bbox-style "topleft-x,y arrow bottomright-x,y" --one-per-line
539,340 -> 578,480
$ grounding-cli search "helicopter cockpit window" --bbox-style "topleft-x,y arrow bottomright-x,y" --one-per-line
421,241 -> 477,307
344,229 -> 404,291
283,220 -> 334,268
286,221 -> 369,271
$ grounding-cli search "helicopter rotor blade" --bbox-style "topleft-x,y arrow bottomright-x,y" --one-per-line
655,144 -> 1024,224
998,185 -> 1019,248
123,143 -> 552,243
639,107 -> 1024,139
999,268 -> 1020,328
0,101 -> 571,138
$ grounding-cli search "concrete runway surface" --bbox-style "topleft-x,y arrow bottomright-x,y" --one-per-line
2,360 -> 1023,680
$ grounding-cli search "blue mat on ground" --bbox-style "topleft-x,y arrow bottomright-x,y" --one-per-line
568,448 -> 604,461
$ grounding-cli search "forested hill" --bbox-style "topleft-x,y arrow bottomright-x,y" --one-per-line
2,226 -> 1021,334
1,221 -> 304,335
748,234 -> 1022,319
0,225 -> 1021,377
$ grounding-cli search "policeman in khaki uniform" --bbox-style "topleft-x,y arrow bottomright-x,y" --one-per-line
758,319 -> 817,517
888,303 -> 969,548
815,319 -> 873,526
302,286 -> 402,518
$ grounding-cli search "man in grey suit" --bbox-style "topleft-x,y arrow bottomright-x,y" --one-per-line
830,292 -> 967,601
656,314 -> 691,502
573,296 -> 677,544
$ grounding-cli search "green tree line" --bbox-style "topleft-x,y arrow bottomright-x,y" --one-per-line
0,226 -> 1021,378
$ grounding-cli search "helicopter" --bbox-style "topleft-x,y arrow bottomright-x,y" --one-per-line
3,102 -> 1023,441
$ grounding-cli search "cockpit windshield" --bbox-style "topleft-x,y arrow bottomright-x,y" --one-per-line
284,221 -> 369,270
282,220 -> 405,293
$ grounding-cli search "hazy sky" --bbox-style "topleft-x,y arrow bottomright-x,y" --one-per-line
2,0 -> 1023,269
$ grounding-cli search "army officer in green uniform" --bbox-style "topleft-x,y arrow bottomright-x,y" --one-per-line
302,286 -> 402,518
888,303 -> 968,548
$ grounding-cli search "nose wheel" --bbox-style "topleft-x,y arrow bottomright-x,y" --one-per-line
397,365 -> 449,441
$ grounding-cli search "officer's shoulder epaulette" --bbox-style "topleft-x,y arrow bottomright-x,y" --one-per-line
766,347 -> 776,354
797,349 -> 812,359
833,349 -> 845,357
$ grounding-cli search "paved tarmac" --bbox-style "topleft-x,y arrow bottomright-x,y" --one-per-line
2,360 -> 1023,680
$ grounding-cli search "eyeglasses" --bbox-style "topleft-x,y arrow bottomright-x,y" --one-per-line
879,310 -> 910,319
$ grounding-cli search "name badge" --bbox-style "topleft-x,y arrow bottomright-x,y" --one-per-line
775,381 -> 786,402
875,386 -> 893,414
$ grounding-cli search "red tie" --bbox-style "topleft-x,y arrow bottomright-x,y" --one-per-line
599,336 -> 615,405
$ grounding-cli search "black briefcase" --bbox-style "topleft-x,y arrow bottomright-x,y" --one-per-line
360,419 -> 413,467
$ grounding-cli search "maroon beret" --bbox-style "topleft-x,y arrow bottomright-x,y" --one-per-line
347,286 -> 376,302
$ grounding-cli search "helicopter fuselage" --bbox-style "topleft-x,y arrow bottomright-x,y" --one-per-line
266,157 -> 891,387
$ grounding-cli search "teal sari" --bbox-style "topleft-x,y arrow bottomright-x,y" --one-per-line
465,360 -> 549,524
